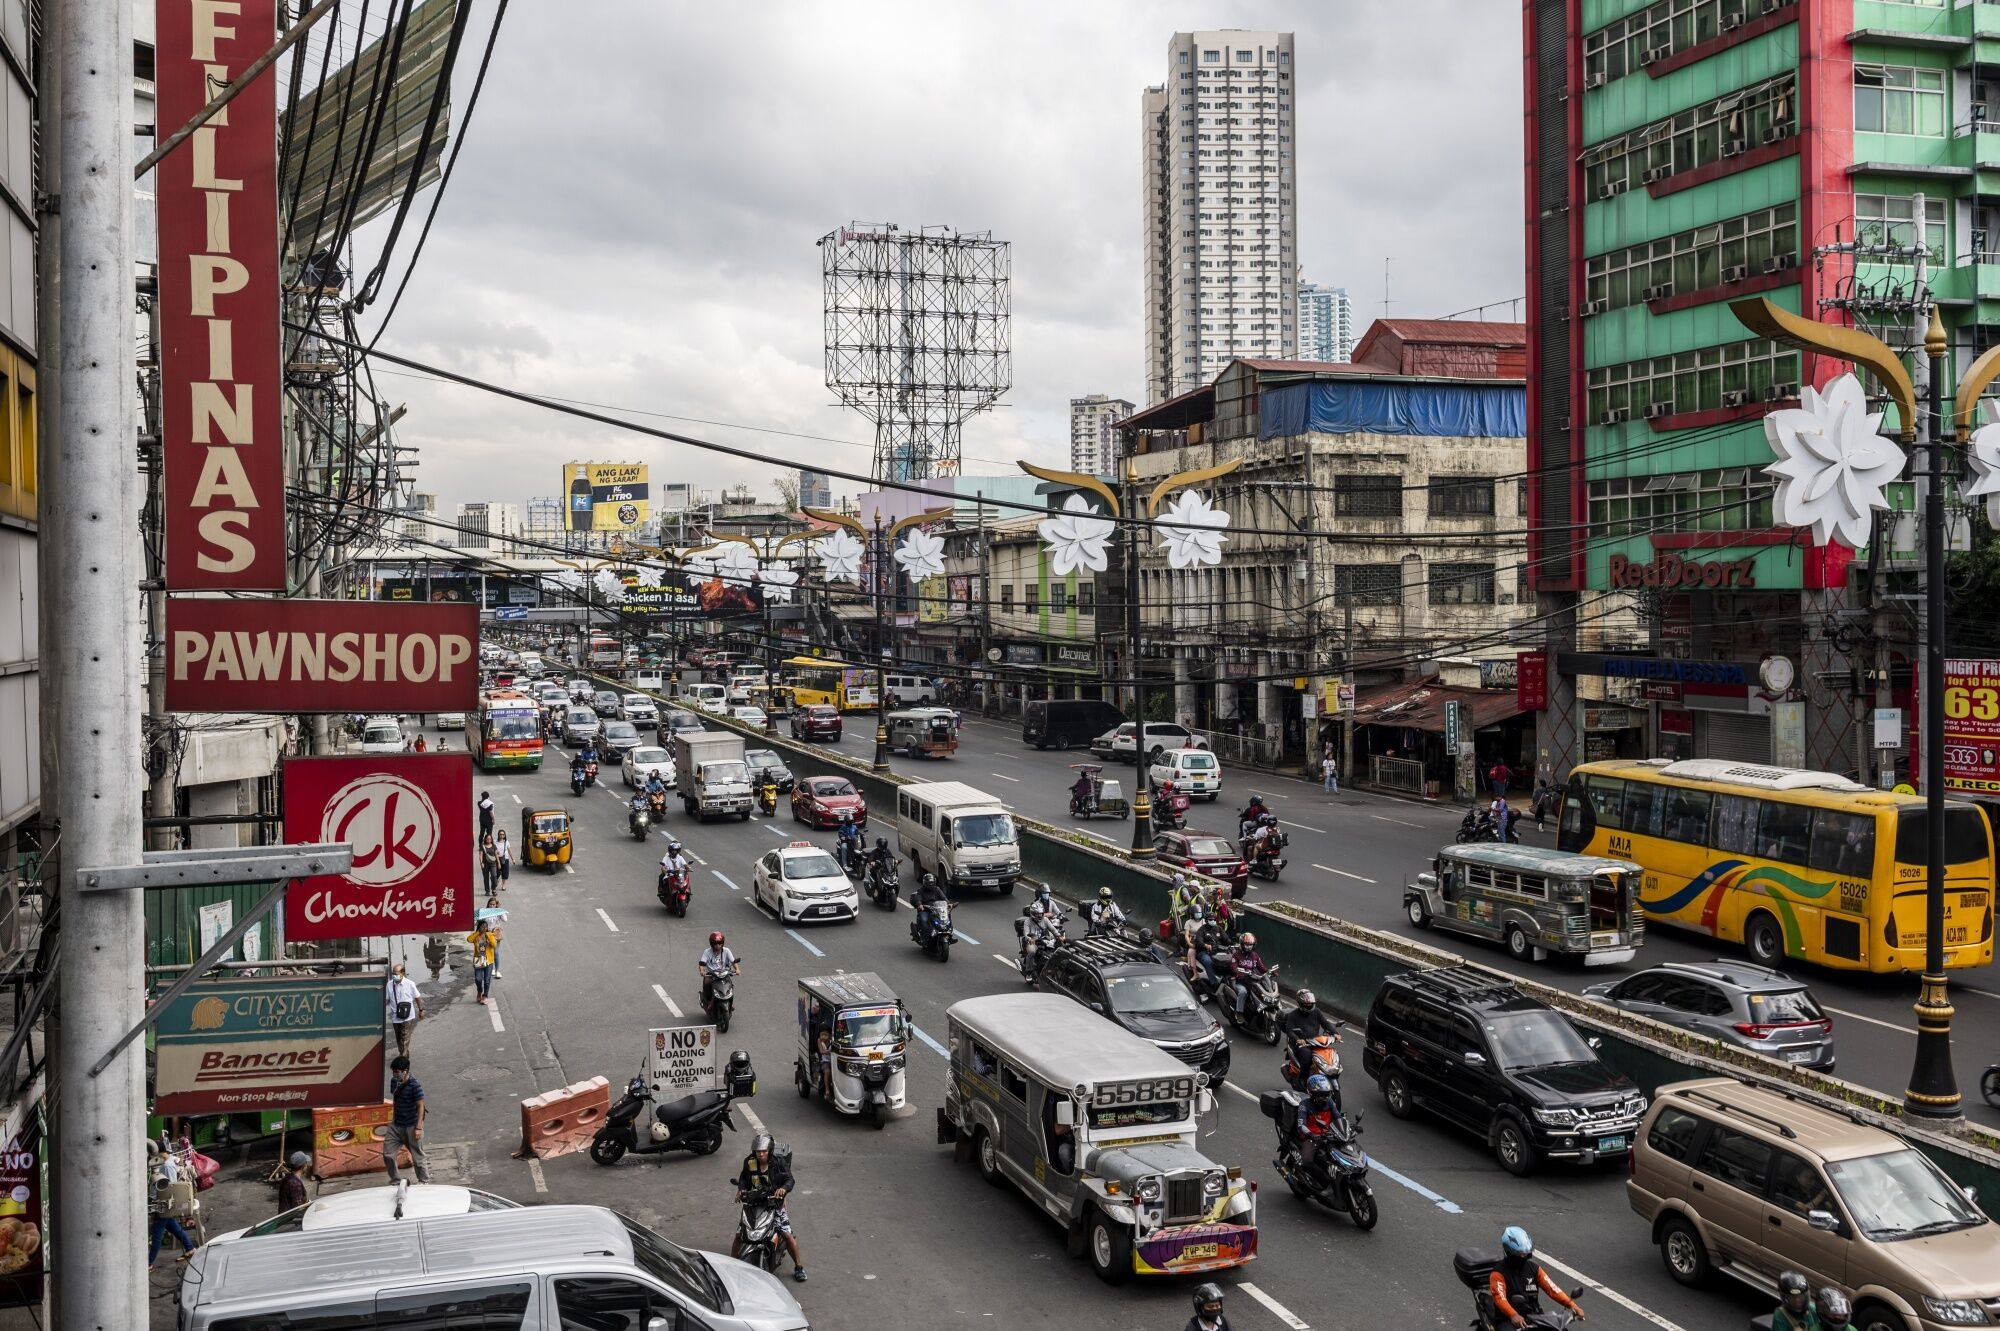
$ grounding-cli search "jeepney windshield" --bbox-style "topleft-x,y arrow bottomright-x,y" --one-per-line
1086,1100 -> 1188,1130
836,1006 -> 904,1048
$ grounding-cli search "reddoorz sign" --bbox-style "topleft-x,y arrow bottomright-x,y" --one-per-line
1606,551 -> 1757,590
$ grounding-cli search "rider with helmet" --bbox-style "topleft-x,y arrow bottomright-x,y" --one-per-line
731,1132 -> 806,1283
1227,932 -> 1267,1021
915,871 -> 948,941
1185,1282 -> 1231,1331
696,931 -> 738,1011
1280,988 -> 1341,1099
1814,1287 -> 1850,1331
1292,1073 -> 1342,1175
1771,1272 -> 1818,1331
1084,885 -> 1125,936
1237,794 -> 1270,838
835,816 -> 865,869
658,838 -> 690,892
1489,1227 -> 1583,1329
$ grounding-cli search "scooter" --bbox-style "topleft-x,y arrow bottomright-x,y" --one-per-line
755,779 -> 779,818
736,1187 -> 788,1274
1260,1090 -> 1378,1230
570,766 -> 588,797
910,898 -> 954,963
1456,808 -> 1521,844
702,968 -> 737,1034
583,758 -> 599,788
588,1053 -> 755,1166
1245,830 -> 1290,882
1220,965 -> 1284,1045
1455,1248 -> 1585,1330
628,804 -> 651,841
1282,1029 -> 1345,1094
1015,914 -> 1066,982
1151,785 -> 1190,831
657,868 -> 692,916
863,856 -> 900,911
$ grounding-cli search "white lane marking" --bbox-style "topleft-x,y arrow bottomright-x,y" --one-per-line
735,1102 -> 767,1135
1537,1251 -> 1690,1331
715,871 -> 742,892
595,908 -> 619,933
1265,791 -> 1290,800
1222,1084 -> 1460,1212
990,772 -> 1020,783
652,983 -> 683,1019
488,998 -> 506,1033
526,1157 -> 548,1194
1313,863 -> 1377,884
1822,1005 -> 1916,1035
992,953 -> 1018,970
1236,1282 -> 1309,1330
1371,813 -> 1423,828
765,823 -> 786,835
1957,985 -> 2000,1002
564,864 -> 575,875
1076,830 -> 1119,847
510,793 -> 522,804
908,1023 -> 949,1058
785,928 -> 826,957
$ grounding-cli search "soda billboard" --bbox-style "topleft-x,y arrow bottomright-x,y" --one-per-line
563,462 -> 651,532
166,598 -> 478,713
153,974 -> 385,1115
282,754 -> 473,940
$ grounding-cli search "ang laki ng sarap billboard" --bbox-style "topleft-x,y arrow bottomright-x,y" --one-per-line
564,462 -> 651,532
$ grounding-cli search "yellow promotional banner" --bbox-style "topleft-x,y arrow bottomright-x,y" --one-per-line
563,462 -> 652,531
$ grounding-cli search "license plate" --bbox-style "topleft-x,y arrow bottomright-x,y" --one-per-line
1180,1242 -> 1218,1261
1597,1135 -> 1626,1152
1783,1047 -> 1817,1063
808,905 -> 841,917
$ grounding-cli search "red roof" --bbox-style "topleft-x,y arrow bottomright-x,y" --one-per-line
1348,680 -> 1524,734
1365,319 -> 1527,346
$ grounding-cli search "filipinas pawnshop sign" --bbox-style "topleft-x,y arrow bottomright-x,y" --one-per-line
158,0 -> 286,589
166,598 -> 478,713
282,754 -> 472,941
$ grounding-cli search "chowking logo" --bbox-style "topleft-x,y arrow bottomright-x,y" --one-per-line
190,997 -> 228,1031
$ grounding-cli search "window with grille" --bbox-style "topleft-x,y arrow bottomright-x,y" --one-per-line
1428,477 -> 1496,518
1336,565 -> 1402,606
1430,563 -> 1496,606
1334,474 -> 1401,518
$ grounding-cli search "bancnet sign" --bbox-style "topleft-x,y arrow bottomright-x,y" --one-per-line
283,754 -> 472,941
154,974 -> 385,1115
167,598 -> 478,712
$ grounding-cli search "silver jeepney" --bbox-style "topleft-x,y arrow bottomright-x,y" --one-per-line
936,992 -> 1255,1284
1405,842 -> 1644,965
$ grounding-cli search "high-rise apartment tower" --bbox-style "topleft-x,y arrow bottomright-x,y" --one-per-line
1069,395 -> 1135,475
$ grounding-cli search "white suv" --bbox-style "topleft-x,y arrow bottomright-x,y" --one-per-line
1093,721 -> 1206,762
1149,746 -> 1223,800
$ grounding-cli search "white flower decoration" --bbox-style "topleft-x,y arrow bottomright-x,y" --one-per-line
710,543 -> 759,588
759,565 -> 799,605
1762,372 -> 1905,548
894,528 -> 947,580
1967,401 -> 2000,527
819,529 -> 865,584
1037,495 -> 1115,576
593,569 -> 626,604
682,551 -> 718,580
1156,489 -> 1231,569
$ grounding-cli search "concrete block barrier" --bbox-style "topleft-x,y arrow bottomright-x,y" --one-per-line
312,1102 -> 405,1179
518,1075 -> 611,1160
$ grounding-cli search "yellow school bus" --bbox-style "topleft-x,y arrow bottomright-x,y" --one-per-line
1556,758 -> 1992,973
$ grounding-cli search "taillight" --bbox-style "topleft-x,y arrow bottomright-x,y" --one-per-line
1815,1018 -> 1833,1034
1733,1023 -> 1774,1040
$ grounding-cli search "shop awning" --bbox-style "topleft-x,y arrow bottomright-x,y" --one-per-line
1347,680 -> 1526,734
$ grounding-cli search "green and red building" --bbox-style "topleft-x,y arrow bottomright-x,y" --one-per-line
1524,0 -> 1979,776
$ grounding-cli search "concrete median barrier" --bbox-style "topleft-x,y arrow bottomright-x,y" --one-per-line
311,1102 -> 405,1178
518,1075 -> 611,1160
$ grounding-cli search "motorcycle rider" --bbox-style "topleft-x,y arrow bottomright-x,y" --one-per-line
914,872 -> 949,943
1226,932 -> 1268,1021
1244,812 -> 1279,865
1135,925 -> 1177,968
568,750 -> 589,788
835,818 -> 865,872
1291,1073 -> 1342,1177
658,839 -> 691,894
731,1133 -> 807,1283
1488,1226 -> 1584,1329
1185,1282 -> 1231,1331
1182,903 -> 1221,992
1814,1287 -> 1850,1331
644,769 -> 668,804
1280,989 -> 1342,1091
696,931 -> 738,1014
1083,886 -> 1125,936
1070,769 -> 1094,814
1770,1272 -> 1818,1331
1238,794 -> 1270,838
862,835 -> 896,890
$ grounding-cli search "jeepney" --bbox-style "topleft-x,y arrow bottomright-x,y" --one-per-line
937,992 -> 1254,1285
1404,842 -> 1643,966
795,973 -> 909,1128
885,708 -> 958,758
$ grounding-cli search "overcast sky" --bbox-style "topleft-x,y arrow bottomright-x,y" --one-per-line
354,1 -> 1524,518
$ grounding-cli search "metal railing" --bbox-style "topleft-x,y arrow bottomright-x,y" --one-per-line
1370,754 -> 1427,795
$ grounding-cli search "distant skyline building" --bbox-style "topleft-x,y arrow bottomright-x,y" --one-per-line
397,491 -> 439,547
1142,30 -> 1298,404
1298,282 -> 1355,363
456,501 -> 524,553
1069,395 -> 1135,475
798,470 -> 832,510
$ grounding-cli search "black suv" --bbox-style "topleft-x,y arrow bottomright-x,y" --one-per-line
1361,967 -> 1646,1176
1034,934 -> 1231,1087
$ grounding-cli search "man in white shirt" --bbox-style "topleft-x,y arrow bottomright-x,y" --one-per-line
385,962 -> 425,1057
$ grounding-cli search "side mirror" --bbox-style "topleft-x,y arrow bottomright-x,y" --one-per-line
645,1316 -> 673,1331
1965,1185 -> 1979,1206
1054,1100 -> 1076,1127
1196,1089 -> 1215,1114
1587,1036 -> 1603,1050
1807,1209 -> 1840,1233
1416,872 -> 1438,890
1463,1051 -> 1487,1069
1088,1001 -> 1104,1014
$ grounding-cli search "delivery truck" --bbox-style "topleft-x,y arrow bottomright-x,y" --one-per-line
675,731 -> 752,821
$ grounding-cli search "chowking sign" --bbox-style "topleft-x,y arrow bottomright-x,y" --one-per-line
158,0 -> 285,589
153,974 -> 384,1115
282,754 -> 472,940
166,598 -> 478,712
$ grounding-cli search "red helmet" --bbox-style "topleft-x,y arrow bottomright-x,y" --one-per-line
709,931 -> 725,947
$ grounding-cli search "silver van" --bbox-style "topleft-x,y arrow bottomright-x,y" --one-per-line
178,1201 -> 811,1330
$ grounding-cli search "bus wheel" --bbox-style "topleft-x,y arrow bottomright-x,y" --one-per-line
1086,1210 -> 1133,1285
1506,926 -> 1532,960
1744,912 -> 1785,967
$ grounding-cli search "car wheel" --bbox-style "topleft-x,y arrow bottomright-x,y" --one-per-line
1506,925 -> 1532,960
1744,911 -> 1786,967
1382,1067 -> 1413,1119
1852,1304 -> 1905,1331
1493,1116 -> 1536,1177
1085,1210 -> 1133,1286
1658,1215 -> 1711,1288
975,1129 -> 1005,1186
1407,896 -> 1429,928
1054,735 -> 1070,751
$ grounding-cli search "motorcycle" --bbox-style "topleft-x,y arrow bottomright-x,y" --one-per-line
646,788 -> 669,819
1455,1248 -> 1585,1330
863,856 -> 900,911
1456,808 -> 1520,844
910,898 -> 954,962
736,1187 -> 788,1274
1281,1029 -> 1345,1094
1151,785 -> 1190,831
1184,946 -> 1229,1005
1220,964 -> 1284,1045
657,868 -> 692,916
1015,914 -> 1066,982
1983,1063 -> 2000,1109
1083,902 -> 1127,938
570,766 -> 588,797
755,779 -> 779,817
835,829 -> 866,878
589,1053 -> 755,1166
702,968 -> 737,1034
583,758 -> 599,788
1245,830 -> 1290,882
1260,1090 -> 1378,1230
628,804 -> 651,841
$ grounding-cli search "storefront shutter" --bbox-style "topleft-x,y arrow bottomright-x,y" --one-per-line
1694,710 -> 1772,765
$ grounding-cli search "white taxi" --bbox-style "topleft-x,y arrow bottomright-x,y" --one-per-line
752,841 -> 857,925
622,745 -> 676,789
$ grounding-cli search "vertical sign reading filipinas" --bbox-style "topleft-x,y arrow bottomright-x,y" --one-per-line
157,0 -> 285,589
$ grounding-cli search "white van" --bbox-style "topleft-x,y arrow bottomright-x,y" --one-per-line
634,667 -> 666,692
896,780 -> 1020,893
883,673 -> 937,706
1148,746 -> 1223,800
686,683 -> 729,712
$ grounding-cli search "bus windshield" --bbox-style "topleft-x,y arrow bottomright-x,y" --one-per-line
486,712 -> 538,740
1087,1100 -> 1187,1130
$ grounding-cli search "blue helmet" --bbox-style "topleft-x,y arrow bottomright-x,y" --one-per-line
1501,1226 -> 1533,1258
1305,1074 -> 1331,1097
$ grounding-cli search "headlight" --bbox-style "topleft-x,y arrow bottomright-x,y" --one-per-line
837,1057 -> 867,1075
1923,1298 -> 1988,1325
1532,1107 -> 1577,1127
1134,1176 -> 1163,1204
1623,1096 -> 1649,1117
1203,1170 -> 1227,1195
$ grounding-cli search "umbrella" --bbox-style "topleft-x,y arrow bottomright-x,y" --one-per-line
475,907 -> 509,923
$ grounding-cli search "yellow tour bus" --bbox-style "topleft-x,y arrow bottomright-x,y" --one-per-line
780,656 -> 877,712
1556,758 -> 1993,974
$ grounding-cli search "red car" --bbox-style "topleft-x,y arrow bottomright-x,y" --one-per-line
790,704 -> 844,742
1153,830 -> 1249,898
791,775 -> 867,829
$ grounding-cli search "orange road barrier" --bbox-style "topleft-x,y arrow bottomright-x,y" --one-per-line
516,1075 -> 611,1160
312,1102 -> 406,1178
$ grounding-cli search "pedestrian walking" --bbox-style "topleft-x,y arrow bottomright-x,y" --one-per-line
413,734 -> 428,753
146,1142 -> 196,1266
492,829 -> 512,889
1321,742 -> 1339,795
383,1057 -> 433,1184
276,1151 -> 311,1215
480,834 -> 500,893
384,962 -> 425,1058
477,790 -> 496,844
1487,759 -> 1512,799
467,919 -> 501,1004
483,895 -> 507,979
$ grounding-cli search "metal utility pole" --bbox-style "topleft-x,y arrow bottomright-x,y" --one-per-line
1125,460 -> 1152,857
1342,602 -> 1356,790
52,0 -> 145,1321
976,493 -> 992,714
871,514 -> 890,771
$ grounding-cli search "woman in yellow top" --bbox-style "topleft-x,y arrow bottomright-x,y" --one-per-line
467,920 -> 503,1004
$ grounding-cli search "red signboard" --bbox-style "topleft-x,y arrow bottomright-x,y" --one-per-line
1943,658 -> 2000,794
1516,650 -> 1548,712
282,755 -> 473,940
158,0 -> 285,588
166,599 -> 478,713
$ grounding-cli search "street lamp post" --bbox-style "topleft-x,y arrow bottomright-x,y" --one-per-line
1122,461 -> 1151,855
873,514 -> 890,770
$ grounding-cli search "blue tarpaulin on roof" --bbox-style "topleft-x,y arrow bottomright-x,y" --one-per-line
1258,380 -> 1526,440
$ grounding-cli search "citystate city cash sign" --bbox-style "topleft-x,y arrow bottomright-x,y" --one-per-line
153,974 -> 385,1115
282,754 -> 473,941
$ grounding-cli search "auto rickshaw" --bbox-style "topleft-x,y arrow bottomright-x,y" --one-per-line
522,807 -> 573,870
1066,763 -> 1128,819
794,972 -> 909,1129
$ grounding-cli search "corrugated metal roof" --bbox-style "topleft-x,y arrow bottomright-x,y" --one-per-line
1348,680 -> 1525,734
